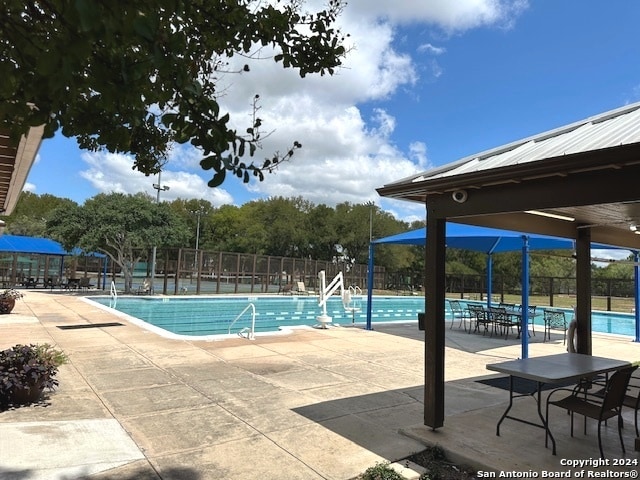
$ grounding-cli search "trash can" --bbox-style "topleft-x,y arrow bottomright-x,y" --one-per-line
418,313 -> 425,331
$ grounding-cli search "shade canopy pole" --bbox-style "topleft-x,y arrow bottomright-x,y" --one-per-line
634,251 -> 640,343
366,243 -> 375,330
521,235 -> 530,359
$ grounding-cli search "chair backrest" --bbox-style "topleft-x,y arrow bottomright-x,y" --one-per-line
449,299 -> 462,312
79,277 -> 90,287
488,306 -> 507,320
544,310 -> 566,329
468,304 -> 486,318
602,366 -> 638,412
296,281 -> 306,292
518,304 -> 536,314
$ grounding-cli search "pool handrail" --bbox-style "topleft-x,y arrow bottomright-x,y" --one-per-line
110,281 -> 117,308
228,303 -> 256,340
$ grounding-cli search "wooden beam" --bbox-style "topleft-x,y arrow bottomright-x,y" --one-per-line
576,227 -> 592,355
424,209 -> 446,429
429,163 -> 640,218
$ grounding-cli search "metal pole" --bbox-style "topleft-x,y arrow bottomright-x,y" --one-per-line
521,235 -> 530,359
150,171 -> 169,293
634,250 -> 640,343
195,213 -> 201,250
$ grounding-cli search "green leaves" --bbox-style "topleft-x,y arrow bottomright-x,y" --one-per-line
2,0 -> 347,188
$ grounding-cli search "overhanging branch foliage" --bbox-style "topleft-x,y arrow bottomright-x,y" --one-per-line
1,0 -> 347,187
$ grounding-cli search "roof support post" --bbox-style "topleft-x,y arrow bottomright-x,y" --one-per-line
424,213 -> 446,429
575,227 -> 592,355
521,236 -> 530,359
366,242 -> 374,330
634,251 -> 640,343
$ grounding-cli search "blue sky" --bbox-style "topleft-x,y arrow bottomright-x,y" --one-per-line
25,1 -> 640,224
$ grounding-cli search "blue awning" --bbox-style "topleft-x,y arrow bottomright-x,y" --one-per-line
366,222 -> 627,358
0,235 -> 68,255
372,223 -> 619,253
0,235 -> 106,257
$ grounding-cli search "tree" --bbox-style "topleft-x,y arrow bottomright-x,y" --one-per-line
46,193 -> 189,293
5,192 -> 77,236
2,0 -> 347,187
168,198 -> 214,249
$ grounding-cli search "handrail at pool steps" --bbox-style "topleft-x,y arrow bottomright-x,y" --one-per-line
228,303 -> 256,340
109,281 -> 117,308
349,285 -> 362,296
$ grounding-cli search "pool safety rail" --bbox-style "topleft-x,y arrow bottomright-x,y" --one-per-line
317,270 -> 359,328
109,281 -> 117,308
228,303 -> 256,340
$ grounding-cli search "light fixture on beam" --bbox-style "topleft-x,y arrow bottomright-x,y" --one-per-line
524,210 -> 575,222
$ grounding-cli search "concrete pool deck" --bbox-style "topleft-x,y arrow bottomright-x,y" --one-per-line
0,291 -> 638,479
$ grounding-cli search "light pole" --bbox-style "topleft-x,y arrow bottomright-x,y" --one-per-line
150,171 -> 169,293
190,207 -> 205,251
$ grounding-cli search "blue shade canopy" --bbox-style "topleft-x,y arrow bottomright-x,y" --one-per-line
0,235 -> 106,257
0,235 -> 68,255
372,223 -> 618,253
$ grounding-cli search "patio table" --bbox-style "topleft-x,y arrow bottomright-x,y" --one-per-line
486,353 -> 632,455
481,307 -> 539,339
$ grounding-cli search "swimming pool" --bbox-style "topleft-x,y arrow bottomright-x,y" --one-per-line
87,295 -> 637,339
89,295 -> 426,338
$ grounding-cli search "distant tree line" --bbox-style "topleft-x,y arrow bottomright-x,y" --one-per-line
3,192 -> 634,293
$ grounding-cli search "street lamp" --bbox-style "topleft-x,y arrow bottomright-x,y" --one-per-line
150,172 -> 169,293
364,201 -> 375,243
190,207 -> 205,251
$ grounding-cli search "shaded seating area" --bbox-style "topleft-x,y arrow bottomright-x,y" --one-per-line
467,304 -> 491,335
462,302 -> 535,340
21,277 -> 39,288
64,278 -> 80,290
78,277 -> 93,291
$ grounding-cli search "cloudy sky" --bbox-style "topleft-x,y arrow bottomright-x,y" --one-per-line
26,1 -> 640,224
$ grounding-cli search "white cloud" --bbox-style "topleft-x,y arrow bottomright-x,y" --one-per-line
345,0 -> 529,32
418,43 -> 446,55
78,151 -> 234,207
22,182 -> 36,193
197,0 -> 528,212
70,0 -> 528,218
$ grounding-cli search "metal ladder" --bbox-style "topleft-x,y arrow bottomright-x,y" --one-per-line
228,303 -> 256,340
109,281 -> 118,308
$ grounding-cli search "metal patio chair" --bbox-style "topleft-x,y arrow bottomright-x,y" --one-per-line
448,299 -> 471,332
545,365 -> 637,458
544,309 -> 567,344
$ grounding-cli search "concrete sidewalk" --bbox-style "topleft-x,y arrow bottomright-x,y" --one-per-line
0,292 -> 639,479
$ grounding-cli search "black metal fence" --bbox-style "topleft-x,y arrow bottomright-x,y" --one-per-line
446,273 -> 636,312
77,248 -> 386,295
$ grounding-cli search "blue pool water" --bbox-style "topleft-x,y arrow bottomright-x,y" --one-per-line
88,295 -> 637,339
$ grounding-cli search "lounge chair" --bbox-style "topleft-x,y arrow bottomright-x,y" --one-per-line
23,277 -> 38,288
136,278 -> 151,295
296,281 -> 314,295
78,277 -> 93,291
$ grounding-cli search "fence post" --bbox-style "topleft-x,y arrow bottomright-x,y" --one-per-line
549,277 -> 554,307
174,248 -> 182,294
